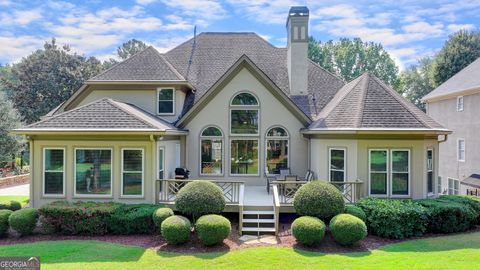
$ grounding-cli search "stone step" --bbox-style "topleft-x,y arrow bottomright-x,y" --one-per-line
242,227 -> 276,232
242,218 -> 276,223
243,210 -> 275,215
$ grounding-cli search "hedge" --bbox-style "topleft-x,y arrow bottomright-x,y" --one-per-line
0,200 -> 22,211
356,198 -> 428,239
330,214 -> 367,246
195,214 -> 231,246
294,181 -> 345,221
9,208 -> 38,236
437,195 -> 480,224
0,210 -> 13,236
344,205 -> 366,222
153,208 -> 174,228
291,216 -> 326,246
108,204 -> 160,234
161,215 -> 191,245
175,181 -> 226,219
416,198 -> 476,233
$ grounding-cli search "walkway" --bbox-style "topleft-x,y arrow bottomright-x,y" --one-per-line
0,184 -> 29,196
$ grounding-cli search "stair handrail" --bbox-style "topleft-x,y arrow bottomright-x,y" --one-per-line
272,184 -> 280,235
238,183 -> 245,234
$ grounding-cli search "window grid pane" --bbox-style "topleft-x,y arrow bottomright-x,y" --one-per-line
75,149 -> 112,195
158,89 -> 174,114
122,150 -> 143,196
231,140 -> 258,175
231,110 -> 259,134
201,139 -> 223,175
330,149 -> 345,182
370,150 -> 387,195
266,139 -> 288,174
44,149 -> 64,195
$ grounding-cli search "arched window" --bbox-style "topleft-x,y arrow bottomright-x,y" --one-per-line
200,126 -> 223,175
265,126 -> 289,175
230,92 -> 259,135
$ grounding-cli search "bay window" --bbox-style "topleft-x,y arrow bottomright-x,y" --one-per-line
201,126 -> 223,175
43,148 -> 65,196
369,149 -> 410,197
266,127 -> 288,174
121,148 -> 144,197
231,140 -> 259,175
75,148 -> 112,196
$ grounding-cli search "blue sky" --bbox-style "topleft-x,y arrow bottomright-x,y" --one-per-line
0,0 -> 479,70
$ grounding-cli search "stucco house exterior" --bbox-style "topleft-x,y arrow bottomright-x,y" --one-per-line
14,6 -> 449,234
423,57 -> 480,196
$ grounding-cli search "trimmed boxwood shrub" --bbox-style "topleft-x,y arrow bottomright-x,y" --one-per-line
0,200 -> 21,211
356,198 -> 428,239
161,215 -> 191,245
330,214 -> 367,246
416,198 -> 476,233
437,195 -> 480,224
345,205 -> 366,222
0,210 -> 13,236
108,204 -> 160,234
9,208 -> 38,236
195,214 -> 231,246
175,181 -> 225,219
291,216 -> 326,246
39,201 -> 119,235
153,208 -> 174,228
293,181 -> 345,221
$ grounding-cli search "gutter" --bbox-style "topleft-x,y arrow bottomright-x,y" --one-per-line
300,128 -> 452,135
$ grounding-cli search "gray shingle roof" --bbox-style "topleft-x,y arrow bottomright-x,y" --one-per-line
310,73 -> 445,129
21,98 -> 180,131
90,47 -> 185,81
423,57 -> 480,101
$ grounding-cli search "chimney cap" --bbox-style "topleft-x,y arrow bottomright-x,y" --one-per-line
288,6 -> 309,17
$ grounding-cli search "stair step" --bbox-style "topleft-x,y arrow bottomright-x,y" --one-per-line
242,227 -> 276,232
242,219 -> 275,223
243,210 -> 274,215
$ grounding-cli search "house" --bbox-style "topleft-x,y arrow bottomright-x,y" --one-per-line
423,57 -> 480,196
14,6 -> 449,234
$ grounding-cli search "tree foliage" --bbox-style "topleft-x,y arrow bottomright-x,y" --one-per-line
433,30 -> 480,86
398,58 -> 436,111
117,39 -> 148,60
0,93 -> 23,162
1,39 -> 104,123
308,37 -> 400,88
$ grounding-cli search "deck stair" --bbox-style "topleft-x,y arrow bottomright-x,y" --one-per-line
241,205 -> 276,235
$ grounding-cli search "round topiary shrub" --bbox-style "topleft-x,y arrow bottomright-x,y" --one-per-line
0,210 -> 13,236
345,205 -> 366,222
291,216 -> 326,246
161,215 -> 191,245
0,200 -> 21,211
153,207 -> 174,228
9,208 -> 38,236
175,181 -> 225,219
195,214 -> 231,246
293,181 -> 345,220
329,214 -> 367,246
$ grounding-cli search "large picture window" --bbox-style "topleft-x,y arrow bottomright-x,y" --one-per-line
75,148 -> 112,196
121,149 -> 144,197
329,148 -> 346,182
231,140 -> 259,175
266,127 -> 288,175
43,148 -> 65,196
200,127 -> 223,175
369,149 -> 410,197
230,92 -> 259,135
427,149 -> 434,194
158,88 -> 175,114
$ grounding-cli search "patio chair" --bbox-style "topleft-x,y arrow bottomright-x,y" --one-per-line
279,168 -> 291,180
299,170 -> 314,181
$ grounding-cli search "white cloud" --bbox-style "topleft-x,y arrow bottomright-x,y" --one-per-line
0,35 -> 44,63
226,0 -> 300,24
136,0 -> 157,5
160,0 -> 226,25
154,34 -> 192,53
447,23 -> 475,32
402,21 -> 443,36
0,8 -> 42,26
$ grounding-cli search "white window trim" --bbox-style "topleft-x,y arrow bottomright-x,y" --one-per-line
229,138 -> 260,177
229,91 -> 260,107
157,88 -> 175,115
229,108 -> 260,136
328,147 -> 346,182
457,138 -> 465,162
73,147 -> 113,198
200,126 -> 224,176
265,126 -> 290,176
368,149 -> 389,197
121,148 -> 144,198
457,96 -> 464,112
157,146 -> 165,180
426,148 -> 434,195
390,149 -> 411,198
42,147 -> 66,198
448,177 -> 460,195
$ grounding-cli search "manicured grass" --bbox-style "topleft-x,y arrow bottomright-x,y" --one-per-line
0,195 -> 29,207
0,232 -> 479,269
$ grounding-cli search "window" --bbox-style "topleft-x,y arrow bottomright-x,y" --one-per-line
230,92 -> 259,135
369,150 -> 388,195
457,96 -> 464,111
43,148 -> 65,196
438,176 -> 443,194
157,88 -> 175,114
158,147 -> 164,179
458,139 -> 465,161
266,127 -> 289,175
231,140 -> 259,175
448,178 -> 459,195
75,148 -> 112,196
427,149 -> 434,194
329,148 -> 346,182
200,127 -> 223,175
121,149 -> 144,197
369,149 -> 410,197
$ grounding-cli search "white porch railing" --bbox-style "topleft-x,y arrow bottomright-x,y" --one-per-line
155,179 -> 245,205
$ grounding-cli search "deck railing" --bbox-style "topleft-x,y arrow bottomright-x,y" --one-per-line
272,180 -> 364,205
156,179 -> 245,205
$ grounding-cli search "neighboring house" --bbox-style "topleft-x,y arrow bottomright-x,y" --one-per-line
423,57 -> 480,196
14,6 -> 449,234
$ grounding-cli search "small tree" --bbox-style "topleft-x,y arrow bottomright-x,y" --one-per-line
117,39 -> 148,60
0,93 -> 23,163
293,181 -> 345,220
175,181 -> 225,220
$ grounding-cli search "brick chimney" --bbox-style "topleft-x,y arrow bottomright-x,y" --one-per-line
287,6 -> 309,95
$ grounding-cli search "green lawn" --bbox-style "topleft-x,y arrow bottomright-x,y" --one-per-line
0,232 -> 479,269
0,195 -> 29,207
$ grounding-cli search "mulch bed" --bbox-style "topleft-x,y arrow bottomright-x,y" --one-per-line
1,223 -> 479,254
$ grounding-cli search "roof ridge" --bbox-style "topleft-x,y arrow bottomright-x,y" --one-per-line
156,51 -> 186,81
308,59 -> 345,83
355,73 -> 370,128
105,99 -> 159,129
109,100 -> 178,130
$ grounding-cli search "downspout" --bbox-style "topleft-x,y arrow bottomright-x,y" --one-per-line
149,135 -> 156,204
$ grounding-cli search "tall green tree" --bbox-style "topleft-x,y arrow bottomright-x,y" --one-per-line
398,58 -> 436,111
117,39 -> 148,60
1,39 -> 104,123
433,30 -> 480,86
308,37 -> 400,88
0,93 -> 23,162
